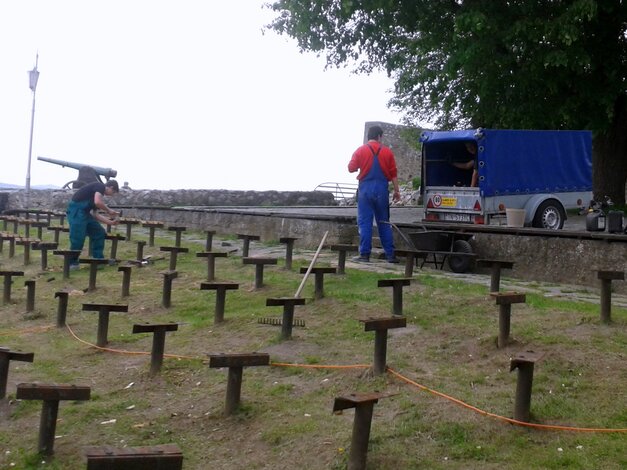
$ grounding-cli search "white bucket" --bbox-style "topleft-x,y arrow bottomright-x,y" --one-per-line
505,208 -> 526,227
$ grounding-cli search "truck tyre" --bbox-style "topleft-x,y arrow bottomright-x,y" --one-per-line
449,239 -> 473,273
533,200 -> 565,230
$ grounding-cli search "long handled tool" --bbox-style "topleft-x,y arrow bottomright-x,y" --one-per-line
380,220 -> 414,250
294,231 -> 329,298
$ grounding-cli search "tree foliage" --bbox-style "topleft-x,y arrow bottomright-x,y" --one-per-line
266,0 -> 627,202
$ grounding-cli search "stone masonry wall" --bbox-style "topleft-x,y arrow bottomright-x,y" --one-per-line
364,121 -> 422,184
0,188 -> 336,213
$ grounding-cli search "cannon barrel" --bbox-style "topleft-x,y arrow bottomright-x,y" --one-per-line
37,156 -> 117,179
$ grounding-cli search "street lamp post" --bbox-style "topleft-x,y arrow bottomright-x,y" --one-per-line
25,54 -> 40,210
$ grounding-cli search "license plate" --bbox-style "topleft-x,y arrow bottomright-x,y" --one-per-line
442,213 -> 472,223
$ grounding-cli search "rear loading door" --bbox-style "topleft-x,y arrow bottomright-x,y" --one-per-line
424,187 -> 482,223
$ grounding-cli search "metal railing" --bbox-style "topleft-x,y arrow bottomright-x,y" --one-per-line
314,182 -> 358,202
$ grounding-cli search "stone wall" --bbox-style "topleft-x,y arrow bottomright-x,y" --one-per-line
117,206 -> 627,293
121,206 -> 358,248
0,188 -> 336,213
364,121 -> 422,184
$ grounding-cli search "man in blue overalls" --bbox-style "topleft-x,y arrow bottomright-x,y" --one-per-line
66,179 -> 120,269
348,125 -> 401,263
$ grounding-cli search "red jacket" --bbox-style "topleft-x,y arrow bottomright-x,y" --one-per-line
348,142 -> 398,181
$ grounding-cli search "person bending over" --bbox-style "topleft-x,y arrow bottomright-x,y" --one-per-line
66,179 -> 120,269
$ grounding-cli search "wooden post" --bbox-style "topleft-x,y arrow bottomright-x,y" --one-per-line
161,270 -> 178,308
596,270 -> 625,323
299,266 -> 337,299
243,257 -> 278,289
510,350 -> 543,422
279,237 -> 298,270
83,303 -> 129,347
133,323 -> 179,375
266,297 -> 307,340
490,292 -> 526,348
236,233 -> 261,258
16,383 -> 91,456
208,353 -> 270,415
200,282 -> 240,323
330,244 -> 359,275
333,392 -> 393,470
377,278 -> 412,316
360,317 -> 407,375
477,259 -> 515,292
1,271 -> 24,305
0,348 -> 34,399
196,251 -> 228,281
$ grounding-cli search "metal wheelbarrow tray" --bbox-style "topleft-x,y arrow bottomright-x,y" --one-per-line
406,229 -> 476,273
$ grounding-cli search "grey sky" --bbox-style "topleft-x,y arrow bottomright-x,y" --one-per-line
0,1 -> 405,191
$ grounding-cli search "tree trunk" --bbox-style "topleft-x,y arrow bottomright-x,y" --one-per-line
592,95 -> 627,205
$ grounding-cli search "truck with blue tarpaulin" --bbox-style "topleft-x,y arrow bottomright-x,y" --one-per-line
419,128 -> 592,229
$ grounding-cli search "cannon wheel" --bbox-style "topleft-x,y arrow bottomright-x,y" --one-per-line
62,180 -> 86,190
448,239 -> 473,273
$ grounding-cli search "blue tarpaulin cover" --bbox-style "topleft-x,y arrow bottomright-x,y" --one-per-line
420,129 -> 592,197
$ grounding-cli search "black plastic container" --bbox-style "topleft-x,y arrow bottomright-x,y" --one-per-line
585,211 -> 606,231
607,211 -> 624,233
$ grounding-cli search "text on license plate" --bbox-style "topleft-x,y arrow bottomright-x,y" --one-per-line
442,213 -> 472,222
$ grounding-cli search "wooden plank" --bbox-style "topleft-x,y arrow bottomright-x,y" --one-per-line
82,304 -> 129,313
266,297 -> 306,307
85,444 -> 183,470
361,317 -> 407,331
243,257 -> 278,265
333,392 -> 394,412
132,323 -> 179,333
16,383 -> 91,401
377,278 -> 412,287
209,353 -> 270,368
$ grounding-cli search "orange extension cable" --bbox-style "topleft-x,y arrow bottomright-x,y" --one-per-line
60,324 -> 625,434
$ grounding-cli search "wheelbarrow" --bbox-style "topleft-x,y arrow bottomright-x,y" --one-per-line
397,226 -> 475,273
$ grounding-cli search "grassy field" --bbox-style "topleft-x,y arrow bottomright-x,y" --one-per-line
0,223 -> 625,469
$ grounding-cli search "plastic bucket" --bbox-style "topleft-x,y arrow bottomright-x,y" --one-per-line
505,208 -> 526,227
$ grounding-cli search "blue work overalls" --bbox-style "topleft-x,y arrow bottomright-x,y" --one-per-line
66,199 -> 106,264
357,146 -> 395,259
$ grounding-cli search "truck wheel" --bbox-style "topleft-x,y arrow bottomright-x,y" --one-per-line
533,200 -> 565,230
449,239 -> 473,273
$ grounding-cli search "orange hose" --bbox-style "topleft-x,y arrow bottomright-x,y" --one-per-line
65,324 -> 201,360
61,326 -> 626,433
387,367 -> 626,433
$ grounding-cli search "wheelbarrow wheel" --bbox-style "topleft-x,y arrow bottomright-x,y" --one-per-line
449,239 -> 473,273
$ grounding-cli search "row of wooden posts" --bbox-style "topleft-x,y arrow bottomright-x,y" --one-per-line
1,210 -> 625,469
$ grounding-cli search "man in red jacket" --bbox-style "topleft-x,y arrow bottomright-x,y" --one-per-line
348,125 -> 401,263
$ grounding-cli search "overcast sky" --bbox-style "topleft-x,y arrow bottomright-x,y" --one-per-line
0,1 -> 407,191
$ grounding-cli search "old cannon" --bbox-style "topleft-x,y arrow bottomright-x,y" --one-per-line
37,156 -> 118,189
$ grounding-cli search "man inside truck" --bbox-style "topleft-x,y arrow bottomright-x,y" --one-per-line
451,142 -> 478,187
